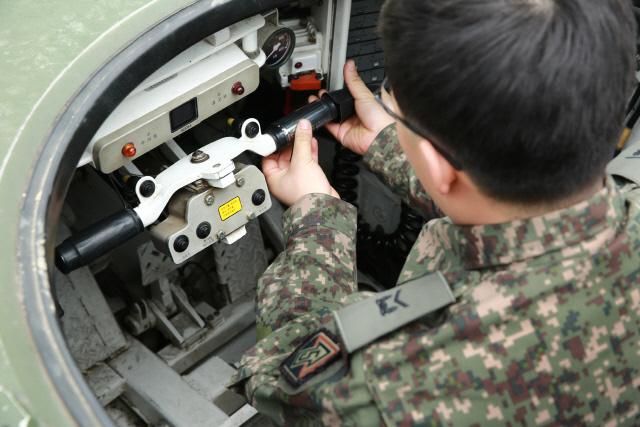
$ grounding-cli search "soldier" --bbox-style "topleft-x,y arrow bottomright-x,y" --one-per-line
231,0 -> 640,425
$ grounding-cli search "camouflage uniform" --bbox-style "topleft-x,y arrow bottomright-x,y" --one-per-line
231,124 -> 640,426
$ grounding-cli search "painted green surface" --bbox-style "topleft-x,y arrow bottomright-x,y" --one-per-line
0,385 -> 36,427
0,1 -> 196,425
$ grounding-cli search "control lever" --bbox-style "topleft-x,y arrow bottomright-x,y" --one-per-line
55,89 -> 355,274
56,209 -> 144,274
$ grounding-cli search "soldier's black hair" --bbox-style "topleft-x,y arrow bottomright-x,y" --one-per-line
380,0 -> 637,204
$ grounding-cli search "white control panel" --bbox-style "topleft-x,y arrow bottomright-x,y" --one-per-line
79,15 -> 267,173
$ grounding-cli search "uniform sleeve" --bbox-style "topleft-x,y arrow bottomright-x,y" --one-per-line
363,123 -> 442,218
230,194 -> 365,424
255,193 -> 358,339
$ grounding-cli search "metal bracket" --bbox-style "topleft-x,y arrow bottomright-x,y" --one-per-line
133,119 -> 275,226
149,301 -> 185,347
171,284 -> 205,329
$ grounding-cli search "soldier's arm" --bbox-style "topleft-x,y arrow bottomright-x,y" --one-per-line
363,123 -> 443,218
255,193 -> 358,339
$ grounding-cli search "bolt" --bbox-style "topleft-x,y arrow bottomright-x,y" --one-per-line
139,180 -> 155,197
295,61 -> 303,69
247,212 -> 256,221
204,193 -> 215,206
244,121 -> 260,138
231,81 -> 245,95
173,235 -> 189,253
196,222 -> 211,239
252,189 -> 266,206
216,231 -> 226,241
190,150 -> 210,164
236,177 -> 245,187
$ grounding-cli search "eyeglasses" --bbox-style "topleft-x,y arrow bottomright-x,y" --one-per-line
373,77 -> 463,170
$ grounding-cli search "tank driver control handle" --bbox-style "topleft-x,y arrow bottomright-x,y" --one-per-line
54,88 -> 355,274
55,209 -> 144,274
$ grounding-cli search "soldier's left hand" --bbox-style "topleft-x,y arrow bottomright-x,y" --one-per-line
262,119 -> 339,206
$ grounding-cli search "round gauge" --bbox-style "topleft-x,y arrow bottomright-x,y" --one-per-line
262,26 -> 296,69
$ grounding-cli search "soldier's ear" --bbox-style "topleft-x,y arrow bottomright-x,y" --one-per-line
416,138 -> 457,195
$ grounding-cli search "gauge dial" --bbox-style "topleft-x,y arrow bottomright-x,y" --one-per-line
262,27 -> 296,69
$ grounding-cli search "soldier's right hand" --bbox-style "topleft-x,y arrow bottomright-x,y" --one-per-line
310,60 -> 395,156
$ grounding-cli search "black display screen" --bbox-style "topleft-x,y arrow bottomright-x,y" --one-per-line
170,98 -> 198,132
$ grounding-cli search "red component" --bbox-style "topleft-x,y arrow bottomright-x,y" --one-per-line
294,61 -> 303,69
121,143 -> 137,158
289,72 -> 322,91
231,81 -> 245,95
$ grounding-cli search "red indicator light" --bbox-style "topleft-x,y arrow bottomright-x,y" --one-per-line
231,81 -> 245,95
122,143 -> 137,157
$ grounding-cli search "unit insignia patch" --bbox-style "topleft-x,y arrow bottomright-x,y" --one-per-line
280,328 -> 341,387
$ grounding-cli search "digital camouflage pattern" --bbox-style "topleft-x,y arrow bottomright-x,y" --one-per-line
363,125 -> 442,219
230,124 -> 640,426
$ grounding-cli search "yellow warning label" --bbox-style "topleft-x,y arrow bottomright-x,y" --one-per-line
218,197 -> 242,221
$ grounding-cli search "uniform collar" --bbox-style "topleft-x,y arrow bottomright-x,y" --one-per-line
447,176 -> 624,270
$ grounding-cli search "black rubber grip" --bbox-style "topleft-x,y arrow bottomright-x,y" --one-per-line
55,208 -> 144,274
323,88 -> 355,123
265,88 -> 355,151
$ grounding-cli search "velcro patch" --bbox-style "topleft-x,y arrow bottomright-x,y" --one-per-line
280,329 -> 341,388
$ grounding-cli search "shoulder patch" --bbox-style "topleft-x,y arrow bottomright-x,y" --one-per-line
280,328 -> 342,388
334,271 -> 455,353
